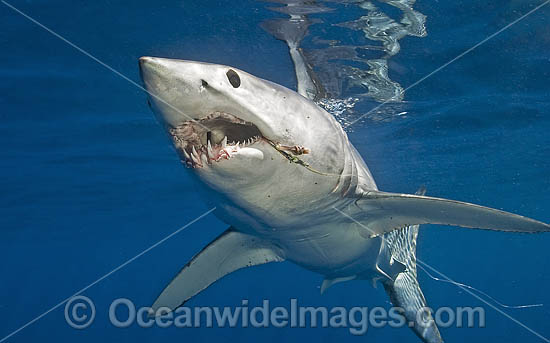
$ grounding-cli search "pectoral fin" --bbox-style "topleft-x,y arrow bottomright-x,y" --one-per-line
151,227 -> 284,314
354,191 -> 550,236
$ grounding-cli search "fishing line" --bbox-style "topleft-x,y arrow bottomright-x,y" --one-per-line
417,263 -> 543,309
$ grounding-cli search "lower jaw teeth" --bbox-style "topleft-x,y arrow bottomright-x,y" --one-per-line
201,154 -> 208,166
191,152 -> 200,165
183,150 -> 191,160
182,135 -> 261,168
207,140 -> 213,157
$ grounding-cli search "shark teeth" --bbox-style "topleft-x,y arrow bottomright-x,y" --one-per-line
172,119 -> 263,169
183,149 -> 191,160
180,136 -> 263,168
191,152 -> 201,165
207,140 -> 214,159
201,153 -> 209,166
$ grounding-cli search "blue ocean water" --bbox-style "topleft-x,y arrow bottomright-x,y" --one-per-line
1,0 -> 549,342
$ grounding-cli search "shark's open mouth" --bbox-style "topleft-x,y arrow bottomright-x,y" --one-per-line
169,112 -> 263,168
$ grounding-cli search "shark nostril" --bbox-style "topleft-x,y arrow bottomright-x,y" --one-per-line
201,79 -> 209,87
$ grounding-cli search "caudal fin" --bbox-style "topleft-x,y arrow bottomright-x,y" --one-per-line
382,187 -> 443,342
383,269 -> 443,342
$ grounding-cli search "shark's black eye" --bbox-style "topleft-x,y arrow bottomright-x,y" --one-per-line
226,69 -> 241,88
201,79 -> 209,87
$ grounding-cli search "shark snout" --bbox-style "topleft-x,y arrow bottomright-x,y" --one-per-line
138,56 -> 167,85
138,56 -> 292,144
139,56 -> 210,86
139,56 -> 209,127
138,56 -> 154,68
139,56 -> 185,90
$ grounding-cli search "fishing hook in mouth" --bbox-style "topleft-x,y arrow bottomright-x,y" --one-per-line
265,139 -> 340,177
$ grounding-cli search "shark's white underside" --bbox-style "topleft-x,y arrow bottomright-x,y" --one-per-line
139,56 -> 549,343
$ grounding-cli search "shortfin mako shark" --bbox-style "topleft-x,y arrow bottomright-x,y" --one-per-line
138,56 -> 550,342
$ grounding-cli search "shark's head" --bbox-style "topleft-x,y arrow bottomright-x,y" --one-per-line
139,57 -> 352,228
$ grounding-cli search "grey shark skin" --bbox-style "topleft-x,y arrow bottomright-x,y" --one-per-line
139,56 -> 550,342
